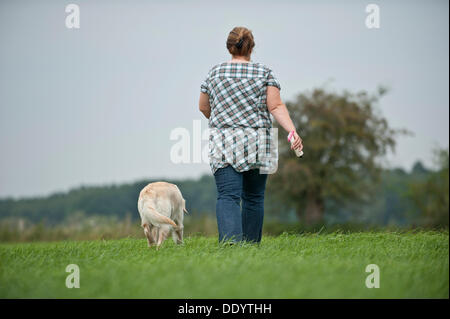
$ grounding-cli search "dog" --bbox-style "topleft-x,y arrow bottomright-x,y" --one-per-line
137,181 -> 188,249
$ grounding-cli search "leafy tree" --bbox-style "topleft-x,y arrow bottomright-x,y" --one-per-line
268,87 -> 408,225
408,148 -> 449,227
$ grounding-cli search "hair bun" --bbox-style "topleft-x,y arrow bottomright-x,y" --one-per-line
235,38 -> 244,49
226,27 -> 255,57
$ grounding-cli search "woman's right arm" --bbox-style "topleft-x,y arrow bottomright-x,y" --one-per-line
199,92 -> 211,119
267,86 -> 303,152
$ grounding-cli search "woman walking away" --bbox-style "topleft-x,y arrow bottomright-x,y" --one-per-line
198,26 -> 303,244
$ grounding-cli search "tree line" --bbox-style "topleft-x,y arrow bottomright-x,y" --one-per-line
0,159 -> 447,228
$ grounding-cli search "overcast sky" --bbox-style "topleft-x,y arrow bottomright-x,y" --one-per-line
0,0 -> 448,198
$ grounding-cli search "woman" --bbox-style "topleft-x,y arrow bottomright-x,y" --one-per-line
199,26 -> 303,244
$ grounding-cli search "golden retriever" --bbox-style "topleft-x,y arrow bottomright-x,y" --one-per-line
138,182 -> 188,249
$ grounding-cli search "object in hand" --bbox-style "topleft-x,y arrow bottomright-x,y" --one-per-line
287,131 -> 304,158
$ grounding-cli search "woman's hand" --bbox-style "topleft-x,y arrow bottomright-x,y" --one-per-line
290,131 -> 303,152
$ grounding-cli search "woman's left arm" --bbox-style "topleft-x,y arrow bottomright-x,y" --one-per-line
199,92 -> 211,119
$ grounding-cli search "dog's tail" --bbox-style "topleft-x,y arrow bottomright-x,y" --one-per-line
146,206 -> 178,228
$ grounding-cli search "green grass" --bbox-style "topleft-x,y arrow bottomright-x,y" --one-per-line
0,231 -> 448,298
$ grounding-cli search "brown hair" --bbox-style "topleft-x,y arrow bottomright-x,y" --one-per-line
226,27 -> 255,57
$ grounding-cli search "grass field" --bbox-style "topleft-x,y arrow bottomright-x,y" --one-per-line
0,231 -> 448,298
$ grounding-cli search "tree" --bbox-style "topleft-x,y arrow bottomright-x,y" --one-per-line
268,87 -> 407,225
408,148 -> 449,227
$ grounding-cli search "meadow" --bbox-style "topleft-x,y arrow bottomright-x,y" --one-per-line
0,231 -> 448,298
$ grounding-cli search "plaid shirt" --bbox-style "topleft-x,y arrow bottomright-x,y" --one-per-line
200,62 -> 281,174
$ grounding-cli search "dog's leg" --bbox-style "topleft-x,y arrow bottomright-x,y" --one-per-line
171,228 -> 178,244
156,226 -> 170,250
174,225 -> 184,245
172,206 -> 184,245
151,226 -> 159,246
143,223 -> 154,247
172,224 -> 183,244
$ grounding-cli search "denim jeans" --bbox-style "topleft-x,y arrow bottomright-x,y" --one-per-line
213,165 -> 268,243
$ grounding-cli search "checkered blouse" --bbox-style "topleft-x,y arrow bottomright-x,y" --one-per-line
200,62 -> 281,174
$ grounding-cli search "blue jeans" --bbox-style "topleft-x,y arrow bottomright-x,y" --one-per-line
213,165 -> 268,243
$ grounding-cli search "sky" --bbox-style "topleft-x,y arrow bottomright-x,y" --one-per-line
0,0 -> 448,198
